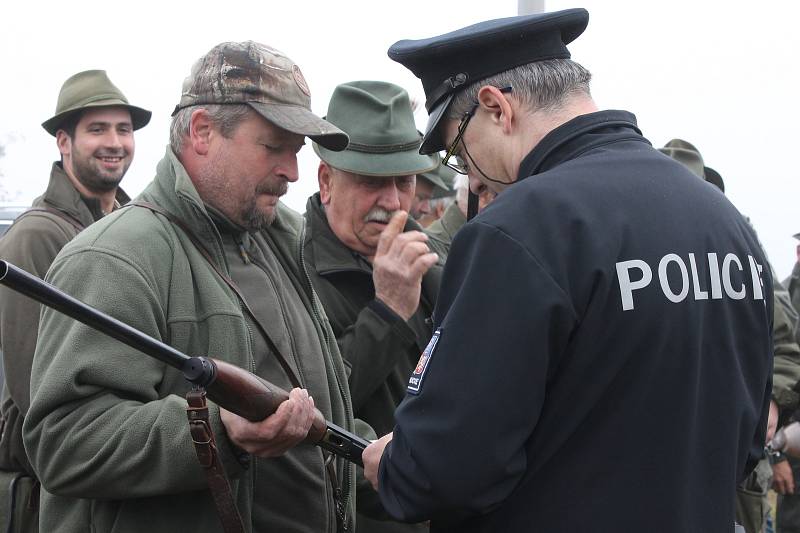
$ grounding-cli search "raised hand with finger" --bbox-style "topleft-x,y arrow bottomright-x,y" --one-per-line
372,210 -> 439,321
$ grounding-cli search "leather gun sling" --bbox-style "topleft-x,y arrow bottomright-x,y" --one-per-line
14,207 -> 86,232
186,389 -> 245,533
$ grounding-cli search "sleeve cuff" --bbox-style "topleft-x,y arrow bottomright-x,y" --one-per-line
367,298 -> 404,324
208,402 -> 251,477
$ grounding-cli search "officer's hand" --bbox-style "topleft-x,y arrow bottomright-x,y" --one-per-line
767,400 -> 779,443
772,459 -> 795,494
220,388 -> 315,458
373,211 -> 438,321
364,432 -> 393,491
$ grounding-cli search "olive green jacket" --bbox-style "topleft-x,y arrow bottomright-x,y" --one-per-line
23,150 -> 355,533
0,162 -> 127,477
424,202 -> 466,263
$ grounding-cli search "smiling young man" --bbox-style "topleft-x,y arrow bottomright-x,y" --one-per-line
0,70 -> 150,533
363,9 -> 775,532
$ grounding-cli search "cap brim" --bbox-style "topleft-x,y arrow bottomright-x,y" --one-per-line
419,93 -> 454,155
313,142 -> 438,177
249,102 -> 349,152
42,100 -> 152,136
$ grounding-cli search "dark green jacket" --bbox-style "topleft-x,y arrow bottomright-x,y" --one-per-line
23,150 -> 355,533
304,194 -> 438,532
424,202 -> 466,263
0,162 -> 128,476
303,194 -> 441,436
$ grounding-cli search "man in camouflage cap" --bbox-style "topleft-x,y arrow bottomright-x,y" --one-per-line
0,69 -> 150,533
24,42 -> 356,533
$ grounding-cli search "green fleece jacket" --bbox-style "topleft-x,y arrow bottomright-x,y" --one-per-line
23,149 -> 355,533
0,162 -> 127,477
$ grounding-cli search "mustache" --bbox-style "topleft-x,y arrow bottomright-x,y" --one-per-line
363,207 -> 396,224
256,181 -> 288,197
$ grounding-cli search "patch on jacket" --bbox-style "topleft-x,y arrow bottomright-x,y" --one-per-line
408,328 -> 440,395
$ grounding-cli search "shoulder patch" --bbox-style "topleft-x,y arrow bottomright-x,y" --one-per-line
408,328 -> 441,395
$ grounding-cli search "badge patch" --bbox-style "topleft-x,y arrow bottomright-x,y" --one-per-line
292,64 -> 311,97
408,328 -> 441,394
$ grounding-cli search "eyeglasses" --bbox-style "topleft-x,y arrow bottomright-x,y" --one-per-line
441,86 -> 512,175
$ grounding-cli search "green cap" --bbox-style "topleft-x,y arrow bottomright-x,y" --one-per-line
174,41 -> 348,151
42,70 -> 151,136
419,153 -> 456,197
658,138 -> 724,193
313,81 -> 438,176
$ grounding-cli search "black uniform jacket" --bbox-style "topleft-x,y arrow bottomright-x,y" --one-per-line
377,111 -> 774,533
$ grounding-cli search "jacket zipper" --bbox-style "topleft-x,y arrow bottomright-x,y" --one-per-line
299,220 -> 353,532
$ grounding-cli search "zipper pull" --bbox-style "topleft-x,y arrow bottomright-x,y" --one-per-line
236,239 -> 251,265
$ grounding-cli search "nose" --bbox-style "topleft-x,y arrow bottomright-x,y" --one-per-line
104,130 -> 124,151
417,198 -> 431,216
277,153 -> 300,183
377,182 -> 402,211
468,175 -> 485,195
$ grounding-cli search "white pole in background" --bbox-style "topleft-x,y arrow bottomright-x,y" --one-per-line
518,0 -> 545,15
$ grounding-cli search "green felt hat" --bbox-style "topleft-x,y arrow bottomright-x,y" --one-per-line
42,70 -> 151,136
419,153 -> 457,197
658,138 -> 725,193
314,81 -> 437,177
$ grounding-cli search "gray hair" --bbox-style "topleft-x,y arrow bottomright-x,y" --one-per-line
447,59 -> 592,119
169,104 -> 252,154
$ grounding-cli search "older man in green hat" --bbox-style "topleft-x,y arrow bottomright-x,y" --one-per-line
303,80 -> 439,533
0,69 -> 150,533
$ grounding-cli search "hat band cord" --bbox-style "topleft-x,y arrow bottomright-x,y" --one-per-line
345,139 -> 422,154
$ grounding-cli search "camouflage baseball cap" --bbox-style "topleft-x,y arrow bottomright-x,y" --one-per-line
173,41 -> 348,151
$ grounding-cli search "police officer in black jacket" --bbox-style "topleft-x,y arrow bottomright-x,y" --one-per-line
362,9 -> 774,533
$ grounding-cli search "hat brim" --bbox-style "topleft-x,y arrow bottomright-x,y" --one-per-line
419,172 -> 449,192
249,102 -> 349,152
313,142 -> 438,177
42,99 -> 151,136
419,93 -> 454,155
704,166 -> 725,193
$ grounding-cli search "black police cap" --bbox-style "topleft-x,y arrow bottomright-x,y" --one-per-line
388,8 -> 589,154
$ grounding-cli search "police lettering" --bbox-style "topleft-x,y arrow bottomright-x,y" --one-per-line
616,253 -> 764,311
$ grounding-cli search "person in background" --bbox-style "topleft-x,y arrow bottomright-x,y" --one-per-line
305,80 -> 439,533
0,69 -> 150,533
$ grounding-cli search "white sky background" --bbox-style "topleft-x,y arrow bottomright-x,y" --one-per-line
0,0 -> 798,278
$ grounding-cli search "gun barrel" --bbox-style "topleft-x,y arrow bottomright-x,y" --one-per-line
0,260 -> 367,465
0,260 -> 191,370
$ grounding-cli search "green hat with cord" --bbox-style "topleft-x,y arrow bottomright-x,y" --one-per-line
658,138 -> 725,193
419,153 -> 456,197
314,80 -> 437,177
42,70 -> 151,136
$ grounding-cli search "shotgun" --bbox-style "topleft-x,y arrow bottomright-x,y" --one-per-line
0,260 -> 367,466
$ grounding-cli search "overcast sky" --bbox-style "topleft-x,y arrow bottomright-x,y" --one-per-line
1,0 -> 798,278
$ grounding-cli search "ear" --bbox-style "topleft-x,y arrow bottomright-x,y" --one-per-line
188,108 -> 214,156
56,130 -> 71,159
318,162 -> 333,205
477,85 -> 514,134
